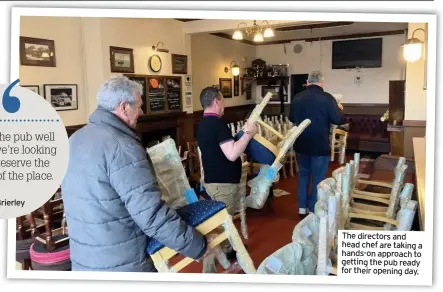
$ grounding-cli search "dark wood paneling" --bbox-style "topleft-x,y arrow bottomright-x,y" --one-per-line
403,120 -> 426,127
389,80 -> 406,125
403,121 -> 426,159
342,103 -> 389,115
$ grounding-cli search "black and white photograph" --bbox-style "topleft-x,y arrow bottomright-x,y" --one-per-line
43,84 -> 78,111
20,36 -> 56,67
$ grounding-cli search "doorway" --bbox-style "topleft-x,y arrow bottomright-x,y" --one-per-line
290,74 -> 309,100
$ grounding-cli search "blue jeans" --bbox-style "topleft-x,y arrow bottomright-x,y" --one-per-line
296,153 -> 330,212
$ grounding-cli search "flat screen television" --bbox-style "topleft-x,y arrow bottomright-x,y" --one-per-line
332,37 -> 383,69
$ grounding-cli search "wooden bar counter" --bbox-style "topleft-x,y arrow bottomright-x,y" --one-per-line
413,137 -> 426,231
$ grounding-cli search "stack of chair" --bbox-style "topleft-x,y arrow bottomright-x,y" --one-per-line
333,154 -> 418,231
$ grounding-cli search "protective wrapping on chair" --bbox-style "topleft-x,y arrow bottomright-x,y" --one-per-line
291,214 -> 320,275
396,200 -> 418,231
256,242 -> 304,274
315,179 -> 338,275
245,163 -> 282,209
317,178 -> 336,203
147,139 -> 189,210
387,182 -> 414,219
316,214 -> 331,275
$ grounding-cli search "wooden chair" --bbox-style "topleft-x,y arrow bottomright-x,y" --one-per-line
146,139 -> 256,273
29,190 -> 71,271
330,125 -> 348,165
16,214 -> 46,270
187,141 -> 202,192
315,177 -> 338,276
335,160 -> 417,231
245,119 -> 311,210
350,154 -> 409,218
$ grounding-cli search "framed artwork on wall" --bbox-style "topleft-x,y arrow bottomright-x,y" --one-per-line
110,46 -> 134,73
171,54 -> 188,74
262,85 -> 288,104
43,84 -> 78,111
219,78 -> 232,98
20,36 -> 56,67
22,85 -> 40,95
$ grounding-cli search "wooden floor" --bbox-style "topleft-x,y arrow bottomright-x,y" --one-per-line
180,155 -> 368,274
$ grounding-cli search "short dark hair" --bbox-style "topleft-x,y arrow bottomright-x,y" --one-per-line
200,86 -> 221,109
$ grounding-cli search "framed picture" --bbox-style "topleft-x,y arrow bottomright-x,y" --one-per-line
20,36 -> 56,67
233,75 -> 240,96
219,78 -> 232,98
262,85 -> 288,104
171,54 -> 188,74
43,84 -> 78,111
110,46 -> 134,73
22,85 -> 40,95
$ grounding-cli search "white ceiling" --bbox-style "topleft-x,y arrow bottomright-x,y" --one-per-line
215,21 -> 408,43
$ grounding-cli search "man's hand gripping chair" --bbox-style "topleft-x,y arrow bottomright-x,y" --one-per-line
146,139 -> 256,273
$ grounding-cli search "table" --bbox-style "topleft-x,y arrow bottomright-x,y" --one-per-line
412,137 -> 426,231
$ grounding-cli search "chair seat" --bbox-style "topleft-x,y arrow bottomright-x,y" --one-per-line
235,130 -> 275,165
146,200 -> 226,255
30,234 -> 70,264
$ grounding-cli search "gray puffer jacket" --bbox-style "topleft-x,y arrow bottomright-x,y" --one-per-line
61,108 -> 207,272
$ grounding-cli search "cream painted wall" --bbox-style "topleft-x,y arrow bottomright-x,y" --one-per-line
19,16 -> 87,126
405,23 -> 427,121
191,33 -> 256,111
20,17 -> 191,125
256,34 -> 407,104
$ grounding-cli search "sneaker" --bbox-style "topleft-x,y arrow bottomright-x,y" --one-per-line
299,208 -> 307,215
226,249 -> 237,261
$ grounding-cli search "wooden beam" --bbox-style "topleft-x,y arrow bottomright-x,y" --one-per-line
210,29 -> 406,46
274,21 -> 354,31
174,19 -> 202,22
210,32 -> 256,46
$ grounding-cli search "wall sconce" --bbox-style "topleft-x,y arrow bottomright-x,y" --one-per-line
152,42 -> 169,53
403,28 -> 426,63
224,61 -> 240,76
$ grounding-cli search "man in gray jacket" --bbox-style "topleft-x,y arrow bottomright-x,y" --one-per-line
61,76 -> 208,272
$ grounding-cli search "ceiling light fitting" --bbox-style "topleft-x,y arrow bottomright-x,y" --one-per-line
232,20 -> 274,42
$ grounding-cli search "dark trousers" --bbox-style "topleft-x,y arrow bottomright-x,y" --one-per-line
296,153 -> 330,212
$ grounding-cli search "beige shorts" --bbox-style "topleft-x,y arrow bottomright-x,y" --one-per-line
204,183 -> 240,216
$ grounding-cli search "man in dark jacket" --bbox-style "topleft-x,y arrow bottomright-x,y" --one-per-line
289,71 -> 344,215
61,76 -> 208,272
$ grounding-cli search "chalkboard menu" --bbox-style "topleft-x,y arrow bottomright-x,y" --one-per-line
148,77 -> 166,112
126,76 -> 147,113
124,74 -> 182,115
166,77 -> 181,111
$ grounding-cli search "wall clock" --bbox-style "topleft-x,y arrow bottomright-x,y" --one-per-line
149,54 -> 162,72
